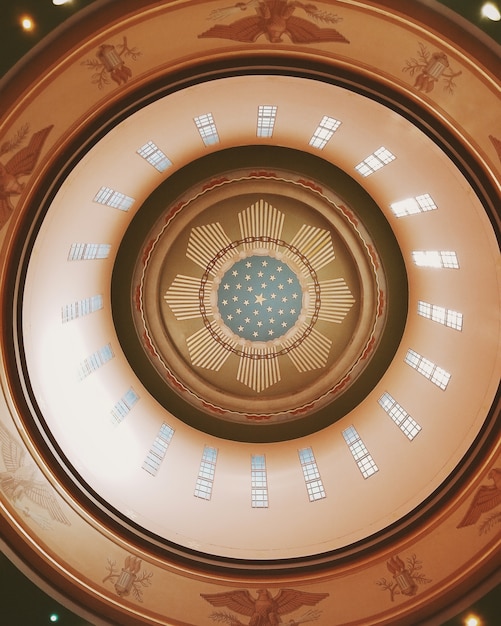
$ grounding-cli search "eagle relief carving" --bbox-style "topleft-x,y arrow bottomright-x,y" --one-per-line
199,0 -> 349,44
0,124 -> 53,231
0,421 -> 70,529
457,467 -> 501,534
201,588 -> 329,625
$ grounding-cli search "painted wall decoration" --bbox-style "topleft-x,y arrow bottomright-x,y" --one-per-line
376,554 -> 431,601
0,422 -> 70,528
0,124 -> 53,231
103,555 -> 153,602
457,467 -> 501,533
199,0 -> 349,44
201,588 -> 329,625
162,198 -> 355,394
81,37 -> 141,88
403,43 -> 461,94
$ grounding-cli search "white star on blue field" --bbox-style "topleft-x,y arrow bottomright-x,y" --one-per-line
217,255 -> 302,341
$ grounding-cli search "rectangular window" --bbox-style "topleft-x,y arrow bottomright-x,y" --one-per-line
412,250 -> 459,268
417,300 -> 463,330
257,105 -> 277,138
94,186 -> 135,211
142,423 -> 174,476
137,141 -> 172,172
298,447 -> 326,501
378,392 -> 421,440
77,343 -> 114,380
68,243 -> 111,261
62,294 -> 103,323
251,454 -> 268,508
194,446 -> 218,500
194,113 -> 220,146
309,116 -> 341,149
390,193 -> 437,217
111,387 -> 139,425
355,147 -> 395,176
405,349 -> 451,390
342,426 -> 378,478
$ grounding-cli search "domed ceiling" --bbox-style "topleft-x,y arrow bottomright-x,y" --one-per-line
0,1 -> 499,625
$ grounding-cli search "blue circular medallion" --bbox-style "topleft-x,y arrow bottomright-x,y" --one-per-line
217,256 -> 302,341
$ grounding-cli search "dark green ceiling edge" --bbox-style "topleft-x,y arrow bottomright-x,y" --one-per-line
112,145 -> 408,442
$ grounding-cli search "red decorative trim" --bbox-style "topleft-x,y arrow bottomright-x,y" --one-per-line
247,170 -> 278,178
245,413 -> 271,421
378,290 -> 385,317
164,201 -> 184,224
201,401 -> 227,415
361,336 -> 376,361
331,375 -> 351,394
141,239 -> 155,266
201,177 -> 230,192
134,285 -> 142,311
367,243 -> 380,270
337,204 -> 358,226
296,179 -> 322,193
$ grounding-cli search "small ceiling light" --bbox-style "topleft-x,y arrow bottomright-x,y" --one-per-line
20,15 -> 35,31
49,614 -> 59,623
464,614 -> 481,626
481,2 -> 501,20
53,0 -> 72,5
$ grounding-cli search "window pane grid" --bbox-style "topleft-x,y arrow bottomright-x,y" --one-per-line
307,480 -> 325,500
440,250 -> 460,268
405,349 -> 451,390
251,454 -> 268,508
390,193 -> 437,217
342,426 -> 379,479
298,448 -> 325,501
194,446 -> 218,500
68,243 -> 111,261
418,300 -> 463,330
309,116 -> 341,149
412,250 -> 459,268
416,193 -> 437,211
94,186 -> 135,211
137,141 -> 172,172
77,343 -> 114,380
257,105 -> 277,138
356,146 -> 395,176
378,392 -> 421,440
111,387 -> 139,425
62,294 -> 103,323
142,423 -> 174,476
194,113 -> 220,146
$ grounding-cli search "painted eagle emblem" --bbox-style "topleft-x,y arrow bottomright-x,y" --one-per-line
0,125 -> 53,231
201,587 -> 329,625
0,421 -> 70,528
457,467 -> 501,528
199,0 -> 349,44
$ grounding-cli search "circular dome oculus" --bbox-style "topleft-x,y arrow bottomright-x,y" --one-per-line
126,162 -> 397,429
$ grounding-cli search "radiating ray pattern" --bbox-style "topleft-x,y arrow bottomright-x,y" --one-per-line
283,327 -> 332,372
163,198 -> 356,392
186,322 -> 236,370
284,224 -> 335,271
236,346 -> 281,392
186,222 -> 234,273
164,275 -> 212,320
238,199 -> 284,251
308,278 -> 355,323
